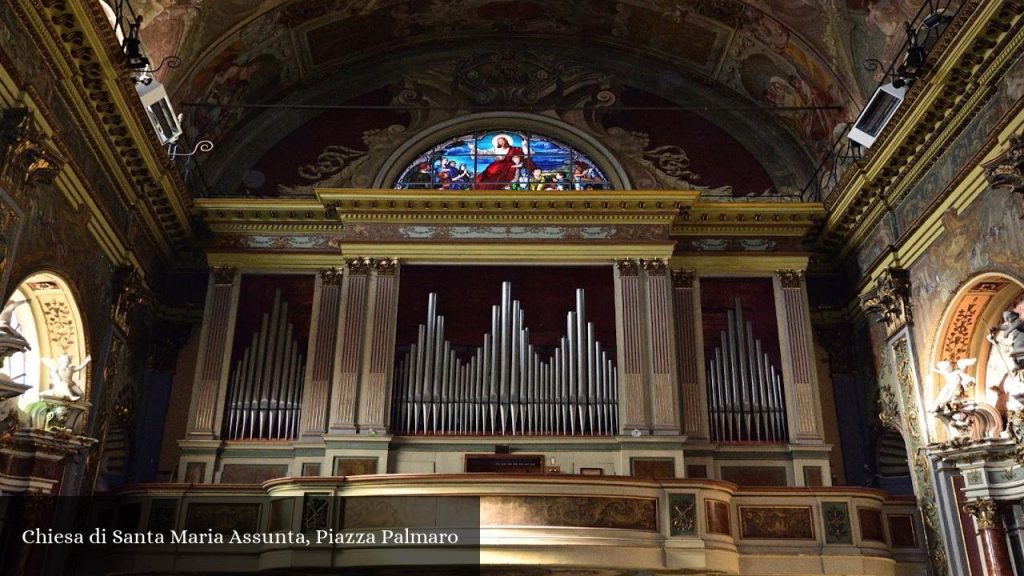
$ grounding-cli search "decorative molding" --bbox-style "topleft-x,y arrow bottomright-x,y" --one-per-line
775,268 -> 804,288
739,506 -> 814,540
860,268 -> 913,335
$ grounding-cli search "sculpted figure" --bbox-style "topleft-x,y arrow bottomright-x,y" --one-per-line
0,300 -> 30,361
932,358 -> 977,412
989,310 -> 1024,371
40,353 -> 90,401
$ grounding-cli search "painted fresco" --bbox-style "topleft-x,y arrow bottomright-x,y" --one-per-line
894,52 -> 1024,236
909,192 -> 1024,364
154,0 -> 871,162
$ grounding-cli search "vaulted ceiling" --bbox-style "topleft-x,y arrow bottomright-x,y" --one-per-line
136,0 -> 925,196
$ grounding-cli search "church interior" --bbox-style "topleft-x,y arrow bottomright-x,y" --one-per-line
1,1 -> 1024,574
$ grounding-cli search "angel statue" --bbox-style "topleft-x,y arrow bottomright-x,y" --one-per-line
932,358 -> 977,412
0,299 -> 30,363
40,353 -> 90,401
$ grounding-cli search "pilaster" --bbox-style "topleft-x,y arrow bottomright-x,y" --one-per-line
356,258 -> 399,433
185,267 -> 239,438
774,269 -> 824,443
329,259 -> 371,433
299,268 -> 342,439
671,269 -> 708,440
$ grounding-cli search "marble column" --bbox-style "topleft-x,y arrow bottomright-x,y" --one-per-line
774,269 -> 824,443
965,499 -> 1014,576
299,268 -> 343,439
329,259 -> 371,434
357,258 -> 399,433
186,267 -> 239,438
672,269 -> 708,440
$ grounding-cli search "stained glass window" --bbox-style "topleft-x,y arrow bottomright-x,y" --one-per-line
395,131 -> 610,190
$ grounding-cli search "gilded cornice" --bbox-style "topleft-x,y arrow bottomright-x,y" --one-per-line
672,201 -> 824,238
822,1 -> 1024,260
11,0 -> 194,260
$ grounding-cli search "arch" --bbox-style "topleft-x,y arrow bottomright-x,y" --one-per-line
929,272 -> 1024,439
1,271 -> 90,410
374,113 -> 631,190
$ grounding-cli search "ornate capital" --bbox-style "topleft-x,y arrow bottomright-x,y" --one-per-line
370,257 -> 398,275
963,499 -> 1000,530
775,269 -> 804,288
615,258 -> 640,277
983,134 -> 1024,196
859,267 -> 913,335
210,266 -> 237,285
640,258 -> 668,276
319,267 -> 344,285
671,268 -> 696,288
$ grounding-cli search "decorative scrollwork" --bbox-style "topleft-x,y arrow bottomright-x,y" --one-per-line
860,268 -> 913,335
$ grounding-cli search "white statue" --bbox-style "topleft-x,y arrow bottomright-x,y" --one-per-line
40,353 -> 90,401
932,358 -> 977,412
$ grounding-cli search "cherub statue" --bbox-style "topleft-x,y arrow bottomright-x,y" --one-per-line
932,358 -> 977,412
40,353 -> 90,401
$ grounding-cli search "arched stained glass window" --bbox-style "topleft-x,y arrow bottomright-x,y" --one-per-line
395,131 -> 610,191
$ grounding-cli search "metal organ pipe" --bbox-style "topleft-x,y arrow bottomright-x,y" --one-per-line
706,298 -> 787,443
224,289 -> 306,440
391,281 -> 618,436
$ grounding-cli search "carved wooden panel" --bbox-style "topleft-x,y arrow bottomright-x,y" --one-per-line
705,499 -> 731,536
858,507 -> 886,543
220,464 -> 288,484
888,514 -> 918,548
184,503 -> 261,535
720,466 -> 787,486
739,506 -> 814,539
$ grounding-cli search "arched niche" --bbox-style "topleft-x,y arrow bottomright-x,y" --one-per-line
929,272 -> 1024,440
1,271 -> 90,410
374,113 -> 631,190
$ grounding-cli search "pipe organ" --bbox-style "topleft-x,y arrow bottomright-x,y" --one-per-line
223,290 -> 306,440
707,298 -> 787,442
392,281 -> 618,435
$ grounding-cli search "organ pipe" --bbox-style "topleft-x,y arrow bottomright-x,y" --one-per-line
224,290 -> 306,440
392,281 -> 618,435
707,298 -> 787,442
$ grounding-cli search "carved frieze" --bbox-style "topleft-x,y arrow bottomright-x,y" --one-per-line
859,268 -> 913,335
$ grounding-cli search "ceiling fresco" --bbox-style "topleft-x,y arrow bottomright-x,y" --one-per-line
133,0 -> 935,197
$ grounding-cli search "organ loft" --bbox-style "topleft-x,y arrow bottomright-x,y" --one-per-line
2,1 -> 1024,575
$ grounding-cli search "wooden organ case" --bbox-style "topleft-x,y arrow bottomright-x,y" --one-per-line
181,189 -> 828,485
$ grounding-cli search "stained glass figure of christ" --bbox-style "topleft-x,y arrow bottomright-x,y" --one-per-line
395,131 -> 610,191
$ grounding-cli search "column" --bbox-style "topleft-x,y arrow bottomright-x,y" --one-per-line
357,258 -> 399,433
672,269 -> 709,440
299,268 -> 342,439
965,499 -> 1014,576
774,269 -> 824,443
329,259 -> 370,434
644,260 -> 680,435
186,267 -> 239,438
